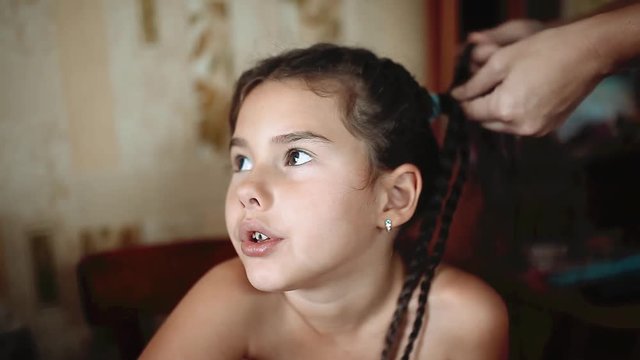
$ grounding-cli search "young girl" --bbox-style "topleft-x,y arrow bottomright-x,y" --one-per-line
141,44 -> 508,359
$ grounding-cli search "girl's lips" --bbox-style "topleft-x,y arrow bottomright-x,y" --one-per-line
240,237 -> 283,257
238,220 -> 284,257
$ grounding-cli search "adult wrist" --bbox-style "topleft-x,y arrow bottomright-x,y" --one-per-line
574,4 -> 640,76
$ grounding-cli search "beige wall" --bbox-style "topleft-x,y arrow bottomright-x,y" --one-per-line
0,0 -> 427,358
229,0 -> 427,82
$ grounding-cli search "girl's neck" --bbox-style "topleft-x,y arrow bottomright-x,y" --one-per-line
281,251 -> 405,338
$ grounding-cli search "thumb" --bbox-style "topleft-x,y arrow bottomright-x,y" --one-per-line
451,62 -> 503,101
459,96 -> 496,122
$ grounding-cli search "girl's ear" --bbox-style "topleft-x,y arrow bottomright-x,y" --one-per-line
378,164 -> 422,230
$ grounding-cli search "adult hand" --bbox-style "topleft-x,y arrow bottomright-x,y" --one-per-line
452,24 -> 607,136
467,19 -> 545,73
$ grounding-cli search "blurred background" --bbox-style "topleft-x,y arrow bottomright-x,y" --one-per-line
0,0 -> 638,359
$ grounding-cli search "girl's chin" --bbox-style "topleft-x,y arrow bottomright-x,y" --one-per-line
244,266 -> 292,293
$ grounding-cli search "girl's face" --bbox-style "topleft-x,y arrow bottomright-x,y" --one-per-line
225,79 -> 388,292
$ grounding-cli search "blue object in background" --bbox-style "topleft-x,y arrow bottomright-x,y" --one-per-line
557,74 -> 636,142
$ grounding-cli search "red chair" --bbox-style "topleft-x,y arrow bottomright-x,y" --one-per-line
77,238 -> 236,360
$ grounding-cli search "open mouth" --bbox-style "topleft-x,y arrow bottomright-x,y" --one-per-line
250,231 -> 271,243
239,221 -> 282,257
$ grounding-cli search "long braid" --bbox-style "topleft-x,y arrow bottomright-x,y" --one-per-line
382,167 -> 445,359
396,45 -> 475,360
401,106 -> 470,359
381,95 -> 464,360
381,199 -> 442,359
380,73 -> 451,360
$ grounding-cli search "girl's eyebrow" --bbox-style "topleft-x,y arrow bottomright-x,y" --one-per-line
229,131 -> 332,149
229,137 -> 248,149
272,131 -> 332,144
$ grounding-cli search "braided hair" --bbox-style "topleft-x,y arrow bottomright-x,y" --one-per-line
228,43 -> 472,360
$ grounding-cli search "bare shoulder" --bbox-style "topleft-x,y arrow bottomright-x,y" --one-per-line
428,264 -> 509,359
430,264 -> 508,321
140,258 -> 261,359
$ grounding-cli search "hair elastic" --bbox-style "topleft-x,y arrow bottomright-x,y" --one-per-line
430,92 -> 456,120
429,92 -> 442,119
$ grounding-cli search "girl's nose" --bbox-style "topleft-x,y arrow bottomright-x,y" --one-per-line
236,171 -> 273,211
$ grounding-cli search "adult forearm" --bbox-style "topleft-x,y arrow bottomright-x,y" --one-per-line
572,3 -> 640,75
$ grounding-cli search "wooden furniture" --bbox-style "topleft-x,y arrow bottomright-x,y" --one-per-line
77,238 -> 236,360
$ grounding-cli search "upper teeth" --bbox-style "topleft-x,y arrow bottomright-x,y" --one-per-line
252,231 -> 269,242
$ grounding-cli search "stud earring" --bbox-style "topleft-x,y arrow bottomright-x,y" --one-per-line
385,219 -> 392,232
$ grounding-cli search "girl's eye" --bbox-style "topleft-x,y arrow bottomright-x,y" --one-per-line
234,155 -> 253,172
285,149 -> 313,166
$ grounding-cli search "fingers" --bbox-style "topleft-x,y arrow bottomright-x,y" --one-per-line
481,25 -> 525,45
468,27 -> 519,46
480,120 -> 550,137
451,60 -> 504,101
471,43 -> 499,70
468,19 -> 545,46
460,98 -> 551,136
459,98 -> 528,135
467,31 -> 493,44
458,96 -> 496,122
481,122 -> 509,133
